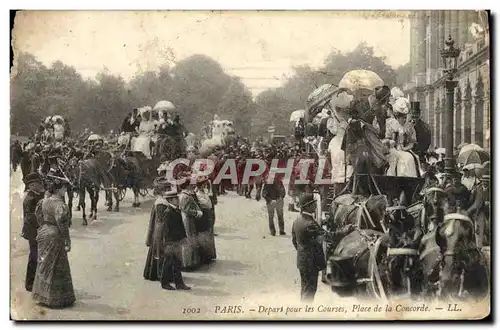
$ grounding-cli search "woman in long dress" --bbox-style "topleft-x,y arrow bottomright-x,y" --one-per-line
194,176 -> 217,264
178,178 -> 202,270
385,97 -> 420,177
327,91 -> 354,192
32,173 -> 75,308
132,107 -> 155,159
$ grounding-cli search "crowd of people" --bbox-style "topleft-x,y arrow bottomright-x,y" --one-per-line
15,84 -> 490,307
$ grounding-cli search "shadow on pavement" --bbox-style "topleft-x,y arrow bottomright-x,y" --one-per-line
215,235 -> 247,240
69,300 -> 131,317
183,276 -> 223,287
187,287 -> 231,297
195,259 -> 249,276
213,226 -> 238,234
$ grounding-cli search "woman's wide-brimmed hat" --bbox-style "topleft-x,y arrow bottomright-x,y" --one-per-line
392,97 -> 410,115
153,176 -> 172,193
45,167 -> 71,186
196,175 -> 209,184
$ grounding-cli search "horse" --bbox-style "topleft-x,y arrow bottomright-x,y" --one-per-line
327,194 -> 389,233
109,151 -> 159,208
383,205 -> 424,297
418,187 -> 489,300
325,201 -> 424,299
72,149 -> 115,225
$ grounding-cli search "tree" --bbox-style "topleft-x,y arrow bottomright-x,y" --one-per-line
218,77 -> 254,136
251,42 -> 399,136
323,42 -> 398,87
395,62 -> 412,86
10,52 -> 49,135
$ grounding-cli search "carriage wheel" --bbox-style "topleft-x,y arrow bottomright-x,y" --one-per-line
367,237 -> 390,301
118,188 -> 126,202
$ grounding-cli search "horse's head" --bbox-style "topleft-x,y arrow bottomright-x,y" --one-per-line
422,187 -> 447,229
436,213 -> 477,298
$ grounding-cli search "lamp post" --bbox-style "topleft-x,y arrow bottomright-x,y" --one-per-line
440,35 -> 461,174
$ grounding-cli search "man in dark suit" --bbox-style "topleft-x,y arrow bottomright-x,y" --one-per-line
262,178 -> 286,236
292,193 -> 326,302
22,172 -> 45,292
410,102 -> 432,161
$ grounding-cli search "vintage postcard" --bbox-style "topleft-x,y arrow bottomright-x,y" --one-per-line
10,10 -> 491,321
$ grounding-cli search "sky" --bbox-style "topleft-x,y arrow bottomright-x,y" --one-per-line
13,11 -> 410,96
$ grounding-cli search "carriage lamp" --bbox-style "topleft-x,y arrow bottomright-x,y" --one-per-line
440,35 -> 461,174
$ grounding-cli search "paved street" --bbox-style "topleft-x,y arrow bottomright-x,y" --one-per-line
9,169 -> 490,320
10,170 -> 337,320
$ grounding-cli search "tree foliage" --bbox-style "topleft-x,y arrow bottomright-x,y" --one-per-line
10,53 -> 254,137
253,43 -> 398,135
11,43 -> 398,138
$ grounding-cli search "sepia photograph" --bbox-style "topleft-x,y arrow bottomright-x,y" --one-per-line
9,9 -> 491,321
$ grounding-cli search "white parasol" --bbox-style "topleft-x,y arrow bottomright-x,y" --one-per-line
289,109 -> 306,122
338,70 -> 384,91
87,134 -> 103,142
154,100 -> 176,112
459,143 -> 483,155
435,147 -> 446,155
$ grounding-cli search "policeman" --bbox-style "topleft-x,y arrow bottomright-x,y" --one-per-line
21,172 -> 45,291
291,193 -> 326,302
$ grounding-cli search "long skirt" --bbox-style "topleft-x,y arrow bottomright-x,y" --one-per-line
32,225 -> 75,308
143,246 -> 161,282
132,135 -> 152,159
180,238 -> 201,271
198,231 -> 217,263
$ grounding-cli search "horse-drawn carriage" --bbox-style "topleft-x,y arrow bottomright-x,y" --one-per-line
292,69 -> 489,301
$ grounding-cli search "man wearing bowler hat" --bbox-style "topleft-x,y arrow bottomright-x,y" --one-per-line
291,193 -> 326,302
21,172 -> 45,292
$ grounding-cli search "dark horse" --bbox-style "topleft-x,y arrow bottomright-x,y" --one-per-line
418,188 -> 489,301
74,150 -> 115,225
108,151 -> 159,208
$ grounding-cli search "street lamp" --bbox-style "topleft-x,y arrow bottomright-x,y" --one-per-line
440,35 -> 461,174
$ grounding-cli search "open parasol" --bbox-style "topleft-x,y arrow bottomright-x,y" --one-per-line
338,70 -> 384,91
154,100 -> 176,112
87,134 -> 103,142
459,143 -> 483,155
306,84 -> 338,115
457,148 -> 490,165
435,147 -> 446,155
290,109 -> 306,122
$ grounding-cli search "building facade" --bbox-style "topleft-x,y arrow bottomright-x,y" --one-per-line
404,10 -> 490,150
